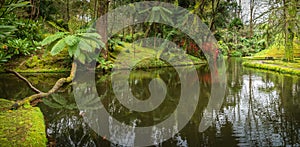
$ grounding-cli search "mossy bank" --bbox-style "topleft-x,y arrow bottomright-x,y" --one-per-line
243,60 -> 300,76
0,99 -> 47,146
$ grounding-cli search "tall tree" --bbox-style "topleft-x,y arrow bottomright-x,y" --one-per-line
283,0 -> 297,61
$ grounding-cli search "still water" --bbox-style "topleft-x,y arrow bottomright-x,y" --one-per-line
0,58 -> 299,146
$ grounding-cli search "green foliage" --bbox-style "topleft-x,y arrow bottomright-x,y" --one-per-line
229,18 -> 243,30
108,37 -> 125,52
41,30 -> 104,64
230,51 -> 243,57
0,1 -> 43,63
97,57 -> 113,70
217,29 -> 266,57
140,6 -> 173,25
0,25 -> 17,38
0,0 -> 30,18
7,39 -> 38,56
0,49 -> 11,64
43,94 -> 77,110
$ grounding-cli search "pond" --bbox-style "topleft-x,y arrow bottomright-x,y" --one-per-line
0,58 -> 299,146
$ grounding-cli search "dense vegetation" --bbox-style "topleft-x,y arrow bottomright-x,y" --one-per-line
0,0 -> 299,145
0,0 -> 299,68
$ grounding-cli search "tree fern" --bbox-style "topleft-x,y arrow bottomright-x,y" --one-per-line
68,44 -> 78,57
41,32 -> 68,46
41,25 -> 105,63
64,35 -> 80,46
50,39 -> 67,55
78,39 -> 93,52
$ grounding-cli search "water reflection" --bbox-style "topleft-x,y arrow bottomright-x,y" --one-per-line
0,58 -> 299,146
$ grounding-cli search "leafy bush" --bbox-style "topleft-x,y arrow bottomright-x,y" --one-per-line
230,51 -> 243,57
7,39 -> 39,56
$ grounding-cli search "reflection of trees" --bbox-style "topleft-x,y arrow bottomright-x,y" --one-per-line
199,59 -> 300,146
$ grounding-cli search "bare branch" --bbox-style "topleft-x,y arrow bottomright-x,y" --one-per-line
6,69 -> 44,94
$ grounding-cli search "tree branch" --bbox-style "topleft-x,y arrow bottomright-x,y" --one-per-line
9,62 -> 77,110
6,69 -> 43,93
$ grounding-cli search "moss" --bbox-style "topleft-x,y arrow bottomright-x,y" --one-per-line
0,99 -> 47,146
112,43 -> 206,70
242,60 -> 300,76
25,55 -> 40,68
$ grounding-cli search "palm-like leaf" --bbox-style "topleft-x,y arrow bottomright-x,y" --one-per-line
41,26 -> 105,63
50,39 -> 67,55
140,6 -> 173,25
64,35 -> 80,46
41,32 -> 69,46
0,25 -> 17,38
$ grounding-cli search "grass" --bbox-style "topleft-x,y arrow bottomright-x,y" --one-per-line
243,60 -> 300,76
0,99 -> 47,146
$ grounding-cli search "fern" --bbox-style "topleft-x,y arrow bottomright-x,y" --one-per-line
68,44 -> 78,57
77,32 -> 101,39
42,98 -> 62,109
41,32 -> 68,46
50,39 -> 67,55
78,39 -> 93,52
47,21 -> 68,32
81,36 -> 105,48
77,54 -> 86,63
64,35 -> 80,46
52,94 -> 68,105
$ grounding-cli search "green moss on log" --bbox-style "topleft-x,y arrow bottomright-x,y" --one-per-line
0,99 -> 47,146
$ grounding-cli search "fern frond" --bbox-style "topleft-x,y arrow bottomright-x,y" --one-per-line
78,39 -> 93,52
41,32 -> 68,46
80,35 -> 106,48
68,44 -> 78,57
77,32 -> 102,39
42,98 -> 62,109
47,21 -> 68,32
50,39 -> 67,55
77,54 -> 86,63
63,35 -> 80,46
52,94 -> 67,105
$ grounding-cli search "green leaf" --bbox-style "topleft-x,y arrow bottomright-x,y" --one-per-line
50,39 -> 67,55
68,44 -> 78,57
52,94 -> 67,105
64,35 -> 80,46
78,40 -> 93,52
47,21 -> 68,32
77,54 -> 86,63
41,32 -> 68,46
42,98 -> 62,109
82,36 -> 105,48
77,33 -> 101,39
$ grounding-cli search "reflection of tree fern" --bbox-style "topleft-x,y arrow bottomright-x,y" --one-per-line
43,94 -> 77,110
74,83 -> 103,110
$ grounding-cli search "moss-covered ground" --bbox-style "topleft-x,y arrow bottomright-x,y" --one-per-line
1,43 -> 206,73
112,43 -> 206,70
243,60 -> 300,76
242,40 -> 300,76
0,99 -> 47,146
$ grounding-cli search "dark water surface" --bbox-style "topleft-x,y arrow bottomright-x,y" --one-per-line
0,58 -> 299,146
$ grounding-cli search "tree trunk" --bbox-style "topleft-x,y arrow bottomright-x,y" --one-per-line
97,0 -> 109,59
249,0 -> 255,37
283,0 -> 294,61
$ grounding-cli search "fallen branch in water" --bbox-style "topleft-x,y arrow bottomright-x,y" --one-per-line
7,63 -> 77,110
6,69 -> 43,93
